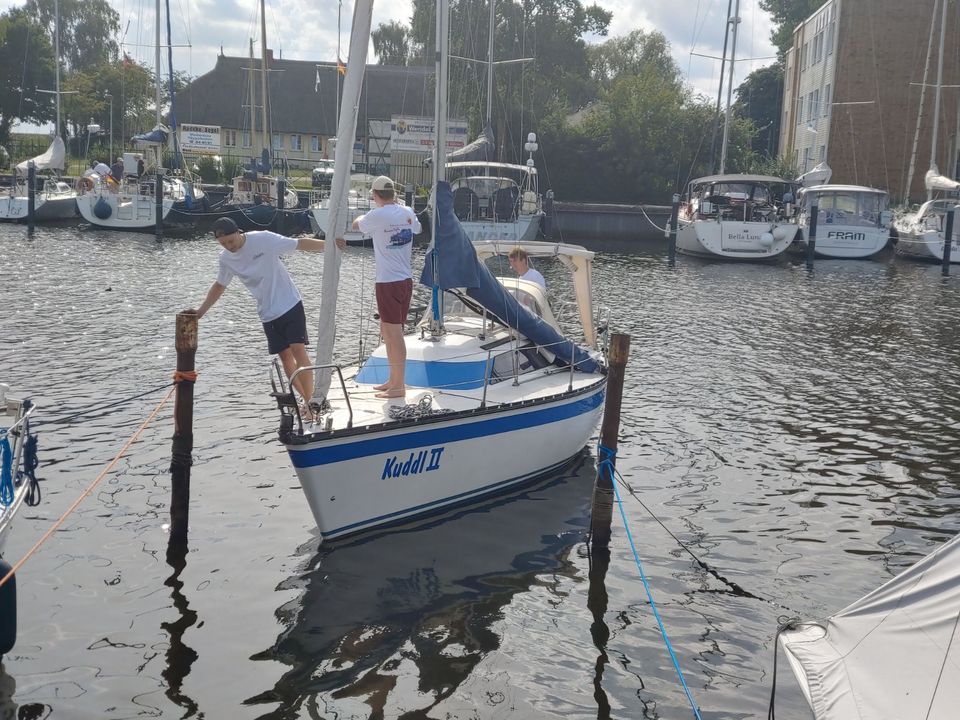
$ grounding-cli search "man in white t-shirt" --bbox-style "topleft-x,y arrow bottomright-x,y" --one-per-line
348,175 -> 422,398
193,217 -> 345,417
508,247 -> 546,288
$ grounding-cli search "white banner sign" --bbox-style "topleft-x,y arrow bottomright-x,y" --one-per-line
390,115 -> 467,153
179,123 -> 221,154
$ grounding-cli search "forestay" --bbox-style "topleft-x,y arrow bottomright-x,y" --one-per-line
780,532 -> 960,719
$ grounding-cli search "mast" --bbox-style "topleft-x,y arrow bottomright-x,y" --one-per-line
154,0 -> 162,127
54,0 -> 61,137
485,0 -> 495,128
249,39 -> 258,157
430,0 -> 450,334
904,0 -> 939,204
928,0 -> 949,200
718,0 -> 741,175
259,0 -> 270,161
708,0 -> 734,175
165,0 -> 180,170
312,0 -> 375,401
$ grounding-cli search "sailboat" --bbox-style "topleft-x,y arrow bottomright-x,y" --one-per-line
892,0 -> 960,264
218,0 -> 304,235
443,0 -> 544,243
794,163 -> 893,259
0,0 -> 76,223
75,0 -> 205,231
274,0 -> 607,543
675,0 -> 799,259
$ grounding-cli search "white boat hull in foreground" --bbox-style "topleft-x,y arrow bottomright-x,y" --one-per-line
0,186 -> 76,222
677,218 -> 798,259
894,198 -> 960,263
799,223 -> 889,259
286,377 -> 604,540
895,229 -> 960,263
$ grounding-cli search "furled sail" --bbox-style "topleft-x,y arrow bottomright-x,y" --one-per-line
15,136 -> 65,175
131,126 -> 170,146
424,124 -> 496,166
924,164 -> 960,192
796,161 -> 832,187
779,532 -> 960,720
421,181 -> 599,373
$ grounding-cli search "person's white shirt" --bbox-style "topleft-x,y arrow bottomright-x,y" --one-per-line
520,267 -> 546,288
216,230 -> 300,321
357,203 -> 422,282
93,162 -> 112,177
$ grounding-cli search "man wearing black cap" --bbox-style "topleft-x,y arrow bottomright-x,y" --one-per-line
193,217 -> 345,418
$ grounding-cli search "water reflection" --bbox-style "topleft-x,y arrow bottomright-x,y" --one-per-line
251,454 -> 596,718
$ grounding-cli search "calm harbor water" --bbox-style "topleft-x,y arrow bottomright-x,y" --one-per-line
1,223 -> 959,719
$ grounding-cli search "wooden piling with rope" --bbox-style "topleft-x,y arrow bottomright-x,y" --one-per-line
170,311 -> 197,548
589,333 -> 630,551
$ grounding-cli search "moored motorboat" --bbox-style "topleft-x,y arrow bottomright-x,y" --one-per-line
796,184 -> 892,259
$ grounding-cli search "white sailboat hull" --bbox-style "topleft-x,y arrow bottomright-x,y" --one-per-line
0,191 -> 76,222
677,218 -> 798,259
310,203 -> 368,243
799,224 -> 890,258
77,191 -> 174,229
286,381 -> 605,541
458,213 -> 542,243
895,228 -> 960,263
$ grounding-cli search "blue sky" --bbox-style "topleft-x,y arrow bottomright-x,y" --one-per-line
2,0 -> 777,123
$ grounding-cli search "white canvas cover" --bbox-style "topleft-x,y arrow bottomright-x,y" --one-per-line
797,161 -> 832,188
780,532 -> 960,720
925,165 -> 960,192
15,136 -> 65,175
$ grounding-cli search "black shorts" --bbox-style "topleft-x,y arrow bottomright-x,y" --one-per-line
263,301 -> 309,354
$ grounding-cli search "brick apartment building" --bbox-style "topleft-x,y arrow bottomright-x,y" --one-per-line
780,0 -> 960,202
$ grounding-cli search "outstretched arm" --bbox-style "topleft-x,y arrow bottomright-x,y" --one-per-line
297,237 -> 346,252
195,282 -> 226,319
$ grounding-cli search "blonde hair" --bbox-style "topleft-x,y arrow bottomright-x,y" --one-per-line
508,247 -> 529,261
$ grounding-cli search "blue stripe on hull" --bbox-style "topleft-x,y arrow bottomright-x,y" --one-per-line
355,356 -> 489,390
287,385 -> 605,468
323,454 -> 581,539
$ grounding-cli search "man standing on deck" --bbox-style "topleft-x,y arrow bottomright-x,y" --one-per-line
192,217 -> 345,417
346,175 -> 421,399
508,247 -> 546,288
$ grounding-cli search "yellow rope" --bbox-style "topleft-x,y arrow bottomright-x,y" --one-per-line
0,385 -> 176,588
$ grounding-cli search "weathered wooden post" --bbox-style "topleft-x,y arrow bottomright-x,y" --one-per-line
277,178 -> 286,211
806,199 -> 819,270
942,207 -> 955,275
589,333 -> 630,551
667,193 -> 680,266
155,175 -> 164,239
26,162 -> 36,233
169,311 -> 197,548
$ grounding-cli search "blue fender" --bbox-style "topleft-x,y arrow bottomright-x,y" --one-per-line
93,197 -> 112,219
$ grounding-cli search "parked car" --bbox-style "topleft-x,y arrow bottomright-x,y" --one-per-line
312,159 -> 335,188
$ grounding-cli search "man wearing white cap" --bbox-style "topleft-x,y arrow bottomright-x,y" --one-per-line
349,175 -> 422,398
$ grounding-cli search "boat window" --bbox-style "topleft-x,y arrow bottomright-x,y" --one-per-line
815,192 -> 886,227
489,344 -> 551,383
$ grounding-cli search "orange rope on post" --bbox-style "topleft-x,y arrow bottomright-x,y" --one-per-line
0,385 -> 176,589
173,370 -> 198,383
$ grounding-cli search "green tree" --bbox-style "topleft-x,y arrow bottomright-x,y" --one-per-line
372,20 -> 410,65
759,0 -> 827,59
0,8 -> 56,144
25,0 -> 120,73
587,28 -> 678,93
733,63 -> 784,157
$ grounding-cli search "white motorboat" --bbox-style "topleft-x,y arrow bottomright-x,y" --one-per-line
278,186 -> 606,543
309,173 -> 376,244
796,185 -> 892,259
676,174 -> 799,259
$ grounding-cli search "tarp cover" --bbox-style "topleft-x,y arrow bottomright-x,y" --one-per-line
780,532 -> 960,720
420,181 -> 598,372
15,136 -> 65,175
925,165 -> 960,192
424,124 -> 496,166
131,126 -> 169,146
797,161 -> 832,187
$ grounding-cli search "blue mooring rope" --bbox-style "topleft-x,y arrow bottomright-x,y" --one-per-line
599,443 -> 704,720
0,434 -> 13,507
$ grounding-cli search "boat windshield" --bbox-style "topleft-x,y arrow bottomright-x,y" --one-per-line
441,287 -> 545,321
809,192 -> 887,227
449,176 -> 519,202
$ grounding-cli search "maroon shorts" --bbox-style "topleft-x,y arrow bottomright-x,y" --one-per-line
375,278 -> 413,325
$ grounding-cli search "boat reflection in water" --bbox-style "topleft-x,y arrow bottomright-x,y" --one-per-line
249,453 -> 595,716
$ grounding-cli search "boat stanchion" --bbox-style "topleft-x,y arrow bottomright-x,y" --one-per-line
27,161 -> 36,233
155,175 -> 164,239
942,207 -> 955,275
667,193 -> 680,266
169,311 -> 197,550
589,332 -> 631,552
806,199 -> 819,270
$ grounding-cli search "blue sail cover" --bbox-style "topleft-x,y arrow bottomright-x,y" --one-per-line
131,127 -> 169,145
421,182 -> 599,373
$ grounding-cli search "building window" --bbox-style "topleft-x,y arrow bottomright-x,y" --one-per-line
813,32 -> 823,64
798,94 -> 804,124
827,22 -> 835,55
811,89 -> 820,120
807,93 -> 815,123
272,132 -> 283,150
242,131 -> 251,148
801,42 -> 808,70
224,129 -> 237,147
803,147 -> 812,172
823,84 -> 831,117
291,134 -> 302,151
311,135 -> 320,152
819,145 -> 826,161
